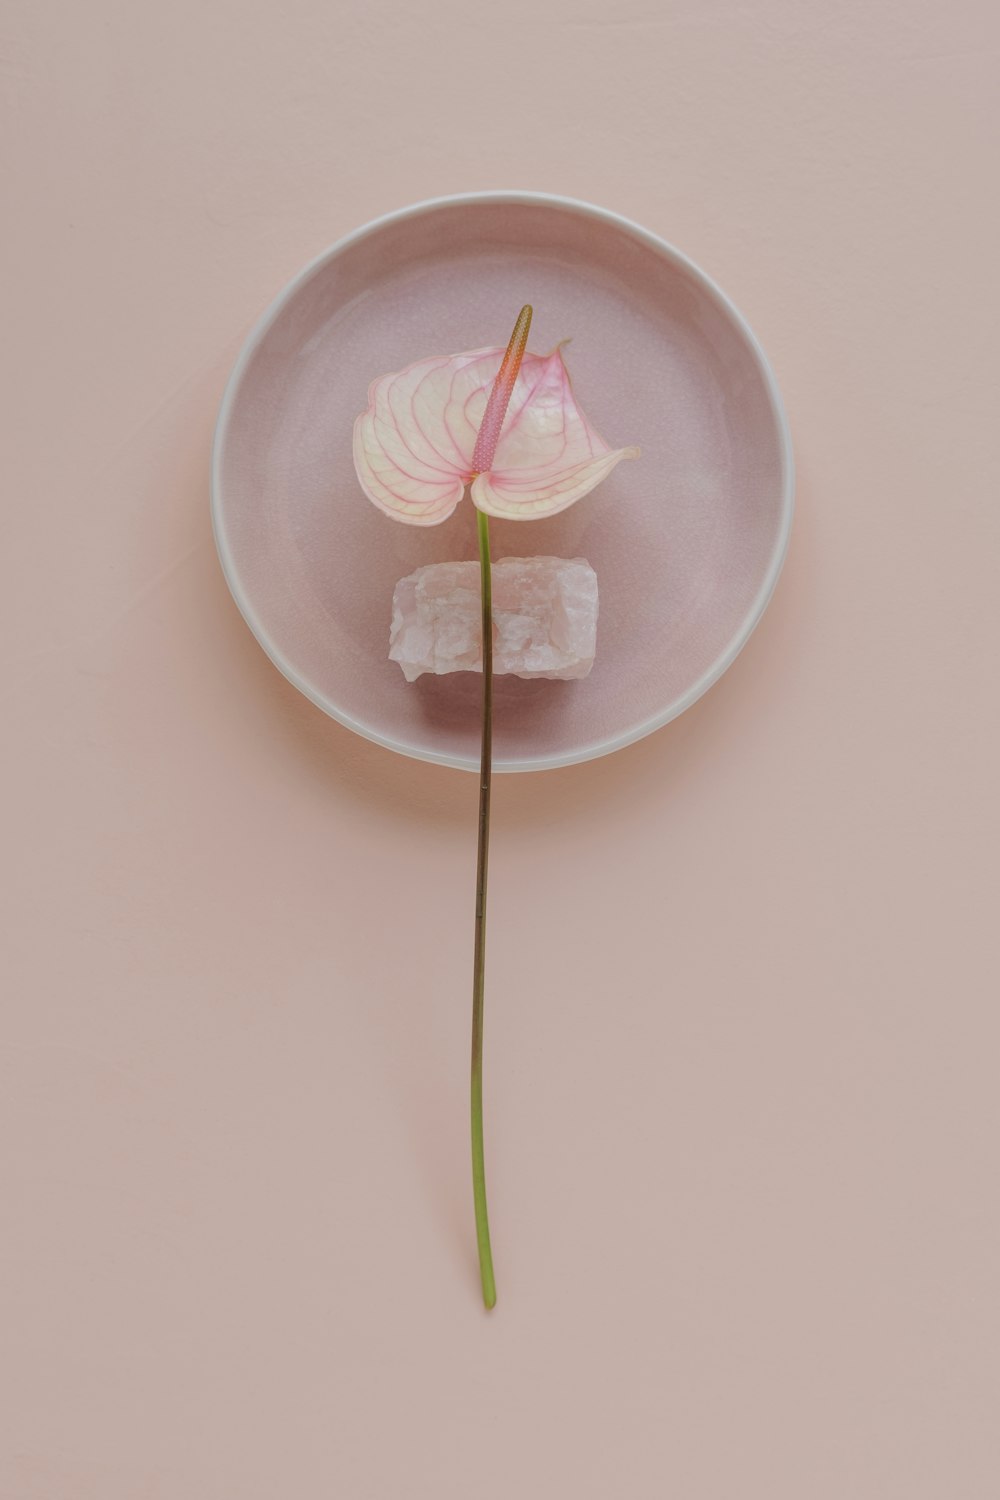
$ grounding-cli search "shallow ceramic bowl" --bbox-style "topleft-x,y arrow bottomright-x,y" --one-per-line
212,192 -> 793,771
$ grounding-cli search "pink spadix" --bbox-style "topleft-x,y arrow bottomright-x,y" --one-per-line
470,303 -> 533,476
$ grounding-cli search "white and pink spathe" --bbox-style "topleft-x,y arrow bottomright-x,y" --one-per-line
352,342 -> 640,526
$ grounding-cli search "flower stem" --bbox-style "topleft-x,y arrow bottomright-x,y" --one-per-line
471,504 -> 496,1310
467,305 -> 530,1312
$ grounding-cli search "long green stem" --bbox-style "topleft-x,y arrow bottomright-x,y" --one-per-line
467,304 -> 530,1312
471,504 -> 496,1310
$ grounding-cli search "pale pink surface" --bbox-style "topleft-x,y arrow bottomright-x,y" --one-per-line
2,4 -> 999,1500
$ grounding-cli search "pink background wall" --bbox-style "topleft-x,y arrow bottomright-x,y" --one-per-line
3,2 -> 997,1495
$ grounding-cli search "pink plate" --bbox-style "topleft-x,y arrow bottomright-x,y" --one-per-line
212,193 -> 793,772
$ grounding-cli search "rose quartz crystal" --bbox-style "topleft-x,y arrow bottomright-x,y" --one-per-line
389,557 -> 599,682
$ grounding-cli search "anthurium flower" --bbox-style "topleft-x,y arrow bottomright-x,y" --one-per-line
353,332 -> 639,525
354,306 -> 638,1312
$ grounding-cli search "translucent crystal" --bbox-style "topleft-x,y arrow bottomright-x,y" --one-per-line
389,557 -> 599,682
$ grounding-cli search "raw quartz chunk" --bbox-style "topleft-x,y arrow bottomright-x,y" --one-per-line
390,557 -> 599,682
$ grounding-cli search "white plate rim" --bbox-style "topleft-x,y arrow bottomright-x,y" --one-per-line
211,190 -> 795,773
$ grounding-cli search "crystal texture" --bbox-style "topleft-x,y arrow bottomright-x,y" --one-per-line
389,557 -> 599,682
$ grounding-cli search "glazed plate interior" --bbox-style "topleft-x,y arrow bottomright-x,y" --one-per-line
212,196 -> 792,771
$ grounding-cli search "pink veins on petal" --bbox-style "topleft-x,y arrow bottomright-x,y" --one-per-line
470,304 -> 532,476
352,310 -> 639,526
